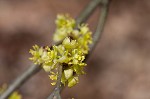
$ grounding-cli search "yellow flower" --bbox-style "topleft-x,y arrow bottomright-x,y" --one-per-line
29,14 -> 92,87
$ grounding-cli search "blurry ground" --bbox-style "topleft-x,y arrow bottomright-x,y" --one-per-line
0,0 -> 150,99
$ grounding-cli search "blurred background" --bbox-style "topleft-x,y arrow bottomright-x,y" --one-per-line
0,0 -> 150,99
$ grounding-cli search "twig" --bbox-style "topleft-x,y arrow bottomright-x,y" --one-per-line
76,0 -> 102,25
47,0 -> 110,98
0,64 -> 41,99
89,0 -> 109,55
47,65 -> 62,99
0,0 -> 102,99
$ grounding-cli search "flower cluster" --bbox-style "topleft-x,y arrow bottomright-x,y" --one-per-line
29,14 -> 92,87
0,84 -> 22,99
53,14 -> 75,42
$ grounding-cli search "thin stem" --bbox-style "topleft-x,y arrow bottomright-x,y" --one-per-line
76,0 -> 102,25
0,64 -> 41,99
89,0 -> 109,54
0,0 -> 102,99
47,65 -> 62,99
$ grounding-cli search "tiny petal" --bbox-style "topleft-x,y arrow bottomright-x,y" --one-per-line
64,69 -> 73,79
68,77 -> 79,87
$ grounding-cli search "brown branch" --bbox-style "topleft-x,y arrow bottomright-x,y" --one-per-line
0,0 -> 103,99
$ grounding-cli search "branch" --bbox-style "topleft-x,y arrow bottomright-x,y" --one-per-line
47,65 -> 62,99
0,0 -> 102,99
47,0 -> 109,98
89,0 -> 109,55
76,0 -> 102,25
0,64 -> 41,99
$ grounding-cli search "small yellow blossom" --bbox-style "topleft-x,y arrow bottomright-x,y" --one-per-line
29,14 -> 92,87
